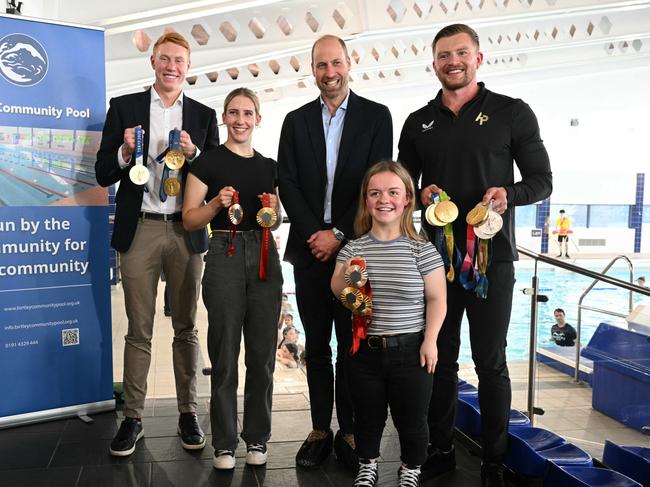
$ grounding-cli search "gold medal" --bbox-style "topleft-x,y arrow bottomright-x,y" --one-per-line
466,204 -> 489,225
164,149 -> 185,170
340,287 -> 363,312
434,200 -> 459,223
129,165 -> 150,185
163,177 -> 181,196
474,210 -> 503,239
256,207 -> 277,228
344,264 -> 368,288
228,203 -> 243,225
425,204 -> 445,226
355,295 -> 372,316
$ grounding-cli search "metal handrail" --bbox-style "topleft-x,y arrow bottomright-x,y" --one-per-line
575,256 -> 634,382
516,246 -> 650,423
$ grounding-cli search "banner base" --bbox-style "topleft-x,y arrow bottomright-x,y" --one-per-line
0,399 -> 115,430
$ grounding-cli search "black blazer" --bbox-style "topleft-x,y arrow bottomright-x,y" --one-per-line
95,89 -> 219,253
278,90 -> 393,268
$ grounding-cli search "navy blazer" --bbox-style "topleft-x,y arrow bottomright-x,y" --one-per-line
95,89 -> 219,253
278,90 -> 393,268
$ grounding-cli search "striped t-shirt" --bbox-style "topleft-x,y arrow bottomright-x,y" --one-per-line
337,233 -> 443,335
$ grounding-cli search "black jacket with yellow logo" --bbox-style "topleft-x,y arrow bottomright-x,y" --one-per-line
398,82 -> 552,261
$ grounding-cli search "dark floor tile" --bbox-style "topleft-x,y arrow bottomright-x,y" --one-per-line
263,441 -> 302,469
1,418 -> 68,435
0,431 -> 60,470
0,466 -> 80,487
262,466 -> 331,487
267,410 -> 312,443
76,463 -> 151,487
151,460 -> 258,487
61,412 -> 122,443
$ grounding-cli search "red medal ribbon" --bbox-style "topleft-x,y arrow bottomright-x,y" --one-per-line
349,257 -> 372,355
228,191 -> 239,257
258,193 -> 271,281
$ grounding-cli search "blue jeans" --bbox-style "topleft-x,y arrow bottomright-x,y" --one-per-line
348,332 -> 433,465
202,231 -> 283,451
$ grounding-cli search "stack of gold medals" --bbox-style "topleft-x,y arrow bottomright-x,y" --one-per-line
466,201 -> 503,240
339,257 -> 372,354
425,191 -> 459,282
163,129 -> 185,197
339,259 -> 371,316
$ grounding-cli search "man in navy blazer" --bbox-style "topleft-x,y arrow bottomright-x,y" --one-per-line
96,32 -> 219,457
278,34 -> 393,470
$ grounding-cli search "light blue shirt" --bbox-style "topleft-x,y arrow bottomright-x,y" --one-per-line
320,92 -> 349,224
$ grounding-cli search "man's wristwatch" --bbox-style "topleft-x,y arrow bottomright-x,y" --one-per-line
332,227 -> 345,241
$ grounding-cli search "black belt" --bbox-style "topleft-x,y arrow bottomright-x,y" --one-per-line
140,211 -> 182,222
365,332 -> 423,350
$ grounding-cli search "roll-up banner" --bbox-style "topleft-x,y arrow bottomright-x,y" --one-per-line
0,14 -> 114,427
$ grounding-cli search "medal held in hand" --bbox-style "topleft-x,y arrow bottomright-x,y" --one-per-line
129,126 -> 150,185
339,257 -> 373,355
434,199 -> 459,224
164,129 -> 185,170
344,264 -> 368,289
340,287 -> 364,312
228,196 -> 243,225
425,193 -> 445,227
473,201 -> 503,240
466,203 -> 489,226
227,190 -> 241,257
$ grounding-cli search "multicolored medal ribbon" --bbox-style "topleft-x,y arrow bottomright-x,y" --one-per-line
458,223 -> 478,291
462,201 -> 503,298
339,257 -> 372,355
256,194 -> 277,280
227,191 -> 242,257
129,127 -> 150,185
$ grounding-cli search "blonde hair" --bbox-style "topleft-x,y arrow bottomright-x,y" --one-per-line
223,87 -> 261,116
354,160 -> 421,240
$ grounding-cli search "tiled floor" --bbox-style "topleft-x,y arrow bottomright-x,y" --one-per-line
2,282 -> 648,486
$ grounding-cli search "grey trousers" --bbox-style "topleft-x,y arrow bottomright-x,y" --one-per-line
203,231 -> 283,451
119,218 -> 202,418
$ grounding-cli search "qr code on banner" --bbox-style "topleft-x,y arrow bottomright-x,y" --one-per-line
62,328 -> 80,346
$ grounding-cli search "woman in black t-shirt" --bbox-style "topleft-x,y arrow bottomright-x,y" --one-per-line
183,87 -> 283,471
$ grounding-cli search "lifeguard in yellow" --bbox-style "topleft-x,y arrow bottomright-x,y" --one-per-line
555,209 -> 572,258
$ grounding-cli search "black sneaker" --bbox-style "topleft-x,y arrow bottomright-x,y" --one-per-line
213,450 -> 235,469
109,417 -> 143,457
246,443 -> 268,465
354,460 -> 378,486
481,462 -> 505,487
177,412 -> 206,450
398,464 -> 421,487
420,445 -> 455,481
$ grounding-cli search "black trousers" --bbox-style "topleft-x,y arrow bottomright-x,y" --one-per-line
428,262 -> 515,461
349,333 -> 433,465
294,259 -> 354,434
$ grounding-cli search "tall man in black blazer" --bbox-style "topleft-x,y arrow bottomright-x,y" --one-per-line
96,32 -> 219,457
278,35 -> 393,469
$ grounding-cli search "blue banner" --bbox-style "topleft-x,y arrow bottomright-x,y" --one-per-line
0,15 -> 112,423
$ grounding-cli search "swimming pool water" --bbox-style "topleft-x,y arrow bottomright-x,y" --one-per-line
280,259 -> 650,365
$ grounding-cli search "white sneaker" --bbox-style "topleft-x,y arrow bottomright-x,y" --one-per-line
213,450 -> 235,469
246,443 -> 268,465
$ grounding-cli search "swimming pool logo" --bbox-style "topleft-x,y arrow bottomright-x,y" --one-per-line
0,33 -> 49,87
